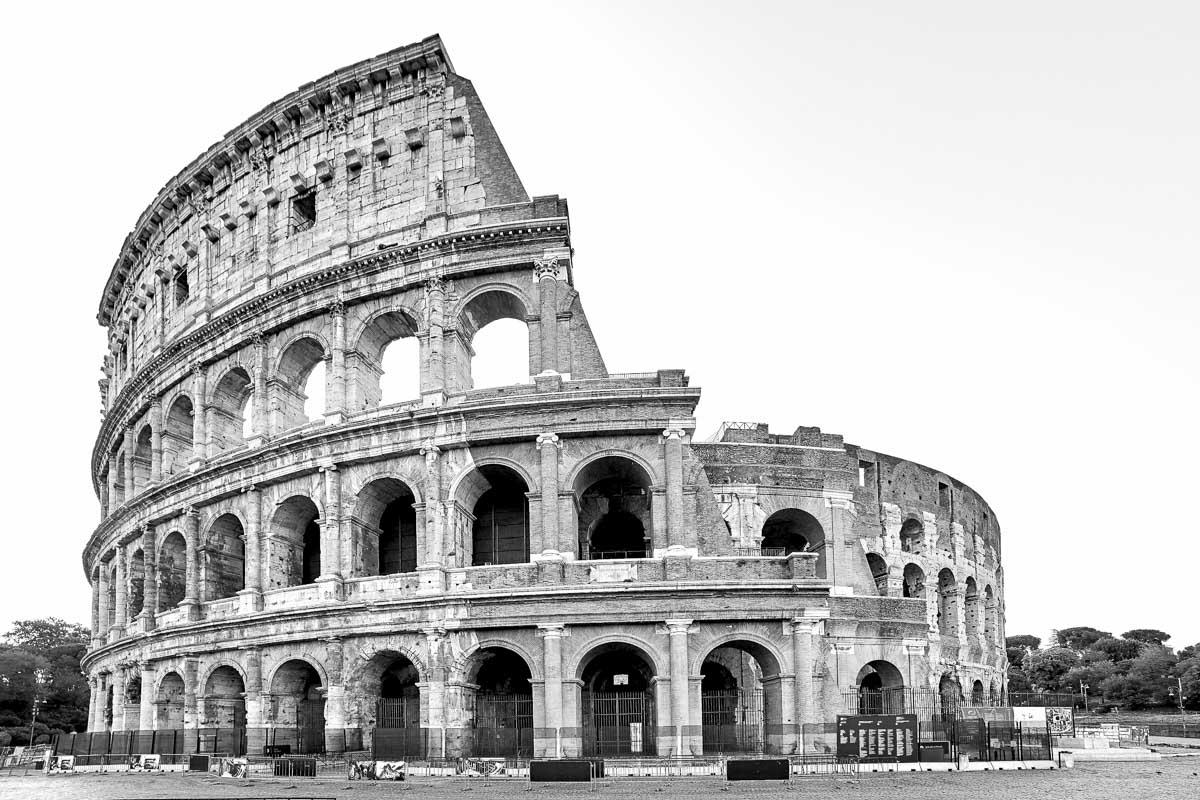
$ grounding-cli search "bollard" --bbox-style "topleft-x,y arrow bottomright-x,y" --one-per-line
956,754 -> 970,771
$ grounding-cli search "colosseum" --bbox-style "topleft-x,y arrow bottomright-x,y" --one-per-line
81,36 -> 1006,760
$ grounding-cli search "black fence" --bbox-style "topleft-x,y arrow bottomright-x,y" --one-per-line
803,720 -> 1050,763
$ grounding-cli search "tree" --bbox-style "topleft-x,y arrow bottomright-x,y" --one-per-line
1023,647 -> 1080,693
1005,635 -> 1041,668
1100,646 -> 1177,709
1091,637 -> 1142,664
1122,629 -> 1171,647
0,618 -> 90,744
1057,627 -> 1111,651
1178,643 -> 1199,662
1064,659 -> 1116,706
3,618 -> 89,651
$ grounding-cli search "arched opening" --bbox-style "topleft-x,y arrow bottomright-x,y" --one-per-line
270,495 -> 321,587
210,367 -> 253,452
354,478 -> 417,577
269,660 -> 325,754
902,563 -> 925,599
465,647 -> 533,757
856,660 -> 906,714
203,514 -> 246,601
938,674 -> 961,720
865,553 -> 888,596
984,585 -> 997,645
162,395 -> 194,476
579,643 -> 658,756
762,509 -> 825,555
107,564 -> 118,629
157,531 -> 187,611
156,672 -> 185,729
937,568 -> 959,638
276,337 -> 327,429
128,549 -> 145,619
700,641 -> 784,754
90,567 -> 100,635
358,652 -> 421,759
202,666 -> 247,730
352,310 -> 420,409
469,466 -> 530,566
575,456 -> 653,559
899,518 -> 923,553
971,679 -> 985,706
133,425 -> 152,492
111,448 -> 127,507
459,290 -> 529,390
964,577 -> 980,644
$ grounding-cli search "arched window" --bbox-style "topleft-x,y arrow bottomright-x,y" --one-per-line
157,532 -> 187,611
133,425 -> 152,492
204,514 -> 246,600
111,447 -> 127,507
354,478 -> 418,576
162,395 -> 194,476
458,290 -> 529,390
470,466 -> 530,566
579,643 -> 658,757
269,660 -> 324,754
128,549 -> 145,619
574,456 -> 653,559
203,666 -> 247,728
761,509 -> 825,555
899,518 -> 923,553
467,648 -> 534,757
937,568 -> 959,638
276,338 -> 326,429
699,641 -> 782,755
902,563 -> 925,599
210,367 -> 253,452
270,495 -> 321,587
984,585 -> 997,645
351,311 -> 421,410
856,660 -> 906,714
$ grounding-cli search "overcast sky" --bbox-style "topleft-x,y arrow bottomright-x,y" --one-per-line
1,1 -> 1196,651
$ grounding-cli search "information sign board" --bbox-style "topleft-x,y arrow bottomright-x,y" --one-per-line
836,714 -> 919,762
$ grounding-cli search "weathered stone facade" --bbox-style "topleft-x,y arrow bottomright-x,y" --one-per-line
82,36 -> 1005,757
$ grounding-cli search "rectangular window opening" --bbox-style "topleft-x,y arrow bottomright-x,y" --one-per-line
858,460 -> 875,489
174,270 -> 190,308
938,481 -> 951,507
290,190 -> 317,234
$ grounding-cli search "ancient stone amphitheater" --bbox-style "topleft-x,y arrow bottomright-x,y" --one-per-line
81,36 -> 1006,759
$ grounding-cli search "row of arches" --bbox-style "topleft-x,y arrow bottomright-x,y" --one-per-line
123,637 -> 791,757
105,290 -> 539,505
864,556 -> 999,644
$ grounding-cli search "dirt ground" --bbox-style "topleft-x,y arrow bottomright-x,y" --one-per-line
1,757 -> 1198,800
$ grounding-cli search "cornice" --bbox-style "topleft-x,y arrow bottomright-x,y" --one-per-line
92,217 -> 570,492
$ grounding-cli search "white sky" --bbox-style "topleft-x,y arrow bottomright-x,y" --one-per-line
1,1 -> 1196,650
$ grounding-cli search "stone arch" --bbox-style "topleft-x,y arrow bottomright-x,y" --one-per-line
576,638 -> 661,756
157,531 -> 187,611
267,657 -> 327,753
971,678 -> 986,705
127,548 -> 146,619
451,638 -> 543,684
201,663 -> 247,728
347,648 -> 423,756
133,424 -> 153,492
984,584 -> 998,645
274,334 -> 328,429
111,446 -> 127,506
964,576 -> 980,641
690,632 -> 786,679
269,494 -> 322,588
865,552 -> 888,596
569,634 -> 665,683
198,658 -> 248,691
902,563 -> 926,599
162,393 -> 194,476
572,453 -> 655,559
454,285 -> 531,390
899,517 -> 923,553
937,568 -> 959,638
761,509 -> 824,555
938,673 -> 962,718
202,512 -> 246,600
209,366 -> 254,452
349,307 -> 422,409
155,670 -> 186,729
457,644 -> 536,757
855,660 -> 906,714
353,476 -> 419,577
696,636 -> 786,754
450,463 -> 530,567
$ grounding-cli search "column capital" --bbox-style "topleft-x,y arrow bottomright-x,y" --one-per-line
536,432 -> 561,449
537,623 -> 567,638
241,483 -> 260,495
420,440 -> 441,457
534,257 -> 561,282
425,276 -> 448,295
663,618 -> 694,635
328,298 -> 346,318
182,505 -> 199,518
318,461 -> 338,474
192,364 -> 205,379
